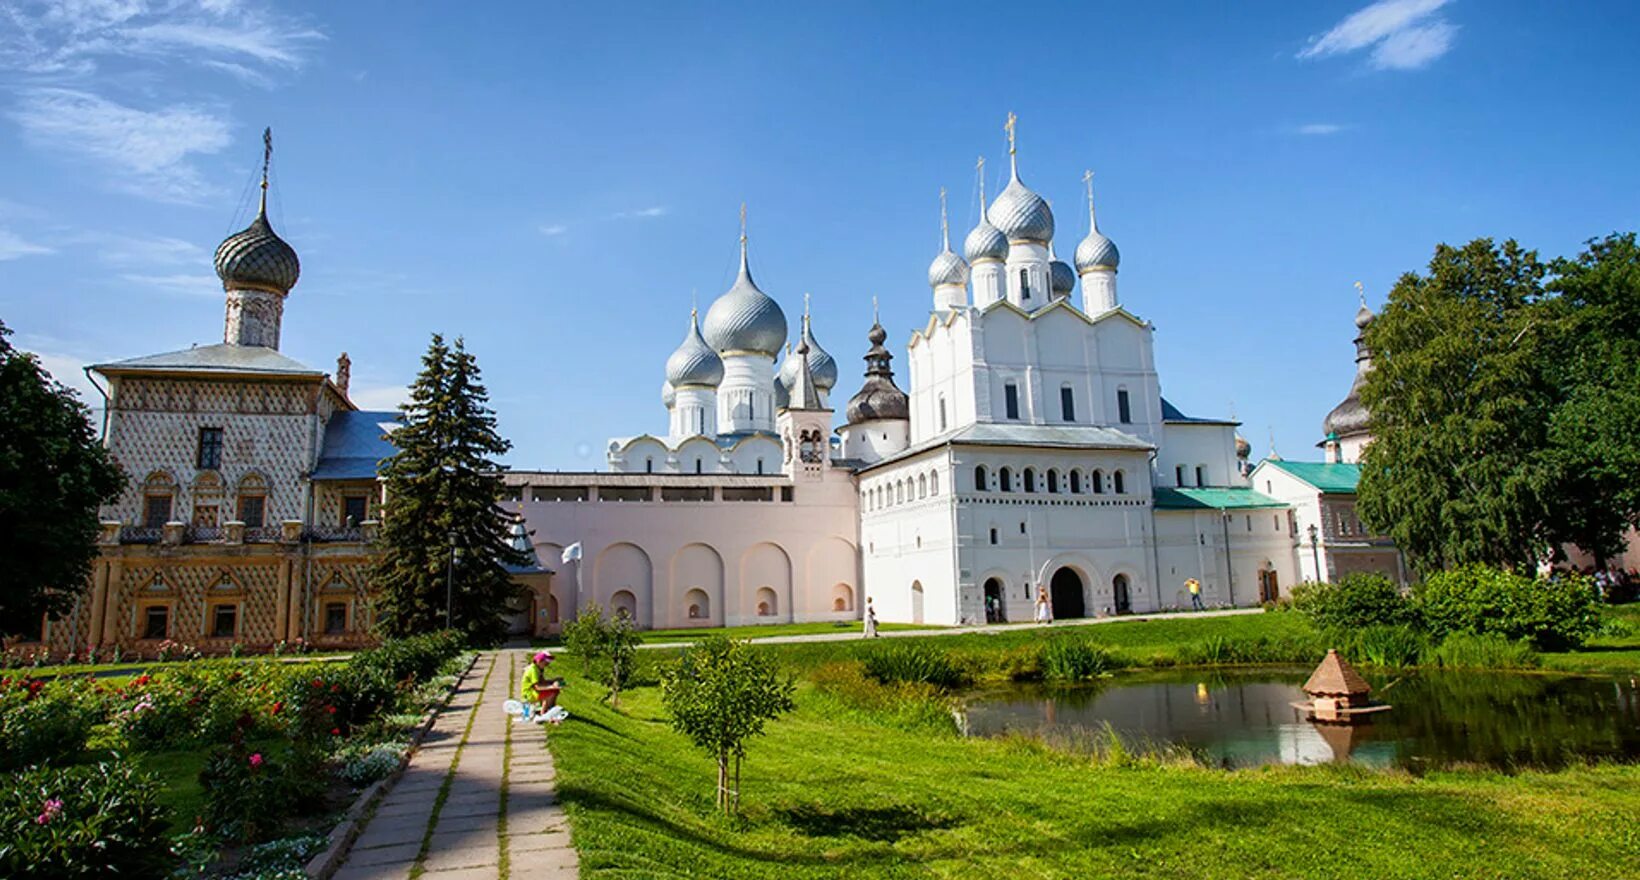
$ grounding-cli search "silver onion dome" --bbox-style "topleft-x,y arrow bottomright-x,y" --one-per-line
702,238 -> 787,357
801,315 -> 837,391
664,310 -> 724,387
964,219 -> 1008,263
1050,257 -> 1075,297
1074,230 -> 1120,272
1355,303 -> 1375,330
215,204 -> 300,292
928,249 -> 970,288
662,380 -> 676,408
988,173 -> 1054,244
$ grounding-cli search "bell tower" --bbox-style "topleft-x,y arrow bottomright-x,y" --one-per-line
776,316 -> 833,483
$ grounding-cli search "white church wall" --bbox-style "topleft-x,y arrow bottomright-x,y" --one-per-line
1153,509 -> 1299,607
1158,423 -> 1240,488
724,435 -> 781,475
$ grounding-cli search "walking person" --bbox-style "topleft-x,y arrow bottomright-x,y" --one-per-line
1034,585 -> 1052,624
863,598 -> 879,638
1187,578 -> 1204,611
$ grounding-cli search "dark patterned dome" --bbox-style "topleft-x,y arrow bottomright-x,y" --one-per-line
844,320 -> 909,424
215,207 -> 300,293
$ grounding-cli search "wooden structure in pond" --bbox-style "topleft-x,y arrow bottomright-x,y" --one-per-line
1292,649 -> 1393,722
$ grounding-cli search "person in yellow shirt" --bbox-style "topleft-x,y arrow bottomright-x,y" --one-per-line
520,650 -> 562,722
1187,578 -> 1203,611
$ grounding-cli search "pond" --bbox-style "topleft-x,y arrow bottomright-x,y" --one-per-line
962,668 -> 1640,770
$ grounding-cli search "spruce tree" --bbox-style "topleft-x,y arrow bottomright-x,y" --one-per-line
0,319 -> 125,637
371,334 -> 526,642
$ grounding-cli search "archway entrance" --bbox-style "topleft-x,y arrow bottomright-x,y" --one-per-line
983,577 -> 1006,623
1049,567 -> 1085,620
1113,574 -> 1132,614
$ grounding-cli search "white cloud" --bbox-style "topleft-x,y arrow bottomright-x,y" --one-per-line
10,88 -> 232,202
84,232 -> 207,267
25,349 -> 101,405
613,206 -> 668,220
346,383 -> 410,411
1298,0 -> 1457,71
0,229 -> 54,260
0,0 -> 321,77
120,272 -> 221,297
539,224 -> 568,237
1294,123 -> 1349,136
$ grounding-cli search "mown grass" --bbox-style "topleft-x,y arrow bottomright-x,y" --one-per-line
540,656 -> 1640,879
535,619 -> 934,647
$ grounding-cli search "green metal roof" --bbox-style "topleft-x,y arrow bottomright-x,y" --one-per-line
1264,460 -> 1361,493
1153,487 -> 1289,511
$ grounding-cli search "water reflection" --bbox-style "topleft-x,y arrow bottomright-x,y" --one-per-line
964,669 -> 1640,770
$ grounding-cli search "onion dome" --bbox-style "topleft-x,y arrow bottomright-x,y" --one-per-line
664,309 -> 724,387
702,231 -> 787,357
845,318 -> 910,424
1322,300 -> 1376,439
928,187 -> 971,287
1355,302 -> 1375,330
800,311 -> 837,391
987,134 -> 1054,244
964,159 -> 1008,263
662,380 -> 676,408
1074,177 -> 1119,273
1049,247 -> 1075,298
215,191 -> 300,293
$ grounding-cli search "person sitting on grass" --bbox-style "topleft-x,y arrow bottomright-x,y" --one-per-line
520,650 -> 567,723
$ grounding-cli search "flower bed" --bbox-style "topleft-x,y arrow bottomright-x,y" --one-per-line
0,631 -> 466,877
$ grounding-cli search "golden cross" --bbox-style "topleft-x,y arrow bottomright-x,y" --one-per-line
1354,280 -> 1365,307
1005,112 -> 1017,155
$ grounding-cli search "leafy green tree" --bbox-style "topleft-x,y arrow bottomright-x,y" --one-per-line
1289,572 -> 1415,631
562,602 -> 640,707
1357,239 -> 1558,572
1541,233 -> 1640,565
660,636 -> 795,813
1414,564 -> 1601,651
0,320 -> 124,638
371,334 -> 526,643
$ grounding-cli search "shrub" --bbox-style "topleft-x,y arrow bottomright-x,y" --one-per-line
862,643 -> 969,690
1038,638 -> 1117,682
199,741 -> 304,843
1291,573 -> 1415,630
1416,565 -> 1602,651
1423,632 -> 1539,669
0,761 -> 172,878
1336,624 -> 1427,668
0,677 -> 102,771
335,741 -> 407,787
808,662 -> 955,733
563,603 -> 641,706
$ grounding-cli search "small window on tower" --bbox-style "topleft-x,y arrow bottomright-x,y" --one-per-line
1060,387 -> 1075,422
1019,268 -> 1031,300
1004,383 -> 1020,420
939,396 -> 948,432
1195,466 -> 1206,487
1117,389 -> 1132,424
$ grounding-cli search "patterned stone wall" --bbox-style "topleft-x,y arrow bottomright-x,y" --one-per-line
315,481 -> 381,528
102,376 -> 324,526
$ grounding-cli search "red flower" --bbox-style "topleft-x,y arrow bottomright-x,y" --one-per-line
330,684 -> 340,693
329,727 -> 340,736
269,701 -> 283,715
326,705 -> 336,715
248,753 -> 264,768
311,679 -> 323,688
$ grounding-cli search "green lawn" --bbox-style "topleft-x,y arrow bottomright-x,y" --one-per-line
536,619 -> 937,647
1542,603 -> 1640,674
539,607 -> 1640,878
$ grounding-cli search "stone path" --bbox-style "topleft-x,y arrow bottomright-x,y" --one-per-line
331,651 -> 577,880
638,606 -> 1265,650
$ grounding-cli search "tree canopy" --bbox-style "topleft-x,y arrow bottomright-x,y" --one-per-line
1357,234 -> 1640,572
370,334 -> 527,643
0,319 -> 124,637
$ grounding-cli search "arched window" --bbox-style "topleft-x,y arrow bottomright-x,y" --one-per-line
645,457 -> 654,474
975,465 -> 989,491
1070,470 -> 1082,493
989,527 -> 999,545
756,586 -> 779,617
1047,469 -> 1060,493
1114,470 -> 1126,494
1024,468 -> 1037,493
694,459 -> 703,474
999,467 -> 1013,492
236,472 -> 268,528
1195,465 -> 1207,487
141,471 -> 177,529
1019,267 -> 1031,300
929,471 -> 939,496
1175,464 -> 1186,486
917,474 -> 927,498
1092,469 -> 1105,494
938,395 -> 948,432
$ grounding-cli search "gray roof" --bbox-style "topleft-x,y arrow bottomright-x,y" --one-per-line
93,343 -> 323,377
312,410 -> 401,480
1160,397 -> 1237,426
855,421 -> 1151,473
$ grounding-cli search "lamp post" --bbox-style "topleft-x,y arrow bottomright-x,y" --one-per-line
445,530 -> 461,629
1307,523 -> 1321,583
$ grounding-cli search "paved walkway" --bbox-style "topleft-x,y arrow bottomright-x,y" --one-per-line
638,606 -> 1264,650
331,651 -> 577,880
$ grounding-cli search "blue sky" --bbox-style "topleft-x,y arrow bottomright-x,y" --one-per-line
2,0 -> 1637,469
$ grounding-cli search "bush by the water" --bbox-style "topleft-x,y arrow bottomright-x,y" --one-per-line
0,761 -> 171,879
1291,573 -> 1416,630
862,643 -> 969,689
1037,638 -> 1117,681
1416,565 -> 1602,651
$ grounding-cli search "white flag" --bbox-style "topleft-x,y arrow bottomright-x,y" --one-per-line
560,542 -> 583,564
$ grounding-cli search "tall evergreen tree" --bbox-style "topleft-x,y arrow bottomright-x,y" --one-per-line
1356,239 -> 1557,573
0,319 -> 125,637
371,334 -> 526,642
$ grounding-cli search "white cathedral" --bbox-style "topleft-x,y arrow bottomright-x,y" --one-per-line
508,121 -> 1303,631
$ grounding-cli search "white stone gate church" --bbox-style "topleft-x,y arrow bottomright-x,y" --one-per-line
508,119 -> 1301,631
